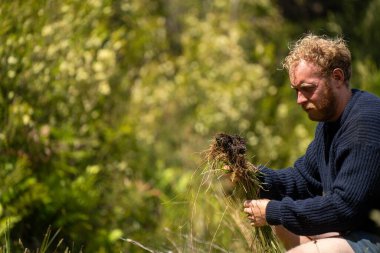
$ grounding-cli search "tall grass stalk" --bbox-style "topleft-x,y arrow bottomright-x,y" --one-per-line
37,226 -> 61,253
1,220 -> 11,253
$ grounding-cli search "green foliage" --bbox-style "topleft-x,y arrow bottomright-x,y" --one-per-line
0,0 -> 160,251
1,0 -> 380,252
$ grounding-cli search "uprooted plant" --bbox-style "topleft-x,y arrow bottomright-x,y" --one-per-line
204,133 -> 282,252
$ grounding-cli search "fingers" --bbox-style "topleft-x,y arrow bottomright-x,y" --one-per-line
248,216 -> 256,226
247,213 -> 259,227
246,206 -> 256,225
243,200 -> 252,207
243,199 -> 269,227
243,200 -> 254,215
247,215 -> 256,222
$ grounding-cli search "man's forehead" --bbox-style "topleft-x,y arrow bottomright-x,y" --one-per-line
293,60 -> 321,73
289,60 -> 322,83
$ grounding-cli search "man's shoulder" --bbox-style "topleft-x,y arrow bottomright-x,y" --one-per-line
354,89 -> 380,108
348,89 -> 380,120
340,90 -> 380,145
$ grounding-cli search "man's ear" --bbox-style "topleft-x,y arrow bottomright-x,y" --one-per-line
332,68 -> 345,85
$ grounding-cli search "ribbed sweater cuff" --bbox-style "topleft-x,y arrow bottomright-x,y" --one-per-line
266,200 -> 282,225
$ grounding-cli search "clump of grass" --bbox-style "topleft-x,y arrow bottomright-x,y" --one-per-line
204,133 -> 282,252
1,223 -> 77,253
38,226 -> 62,253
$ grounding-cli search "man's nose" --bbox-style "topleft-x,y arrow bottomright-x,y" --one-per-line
297,91 -> 308,105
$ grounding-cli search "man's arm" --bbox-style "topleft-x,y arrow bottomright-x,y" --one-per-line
264,144 -> 380,235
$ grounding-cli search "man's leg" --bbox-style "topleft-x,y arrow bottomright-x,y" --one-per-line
287,237 -> 354,253
273,225 -> 319,249
273,226 -> 353,253
273,225 -> 302,250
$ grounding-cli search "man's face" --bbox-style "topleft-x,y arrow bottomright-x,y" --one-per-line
290,60 -> 338,122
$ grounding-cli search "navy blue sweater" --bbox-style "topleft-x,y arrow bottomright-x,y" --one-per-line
260,89 -> 380,236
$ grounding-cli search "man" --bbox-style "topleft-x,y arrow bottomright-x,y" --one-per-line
243,34 -> 380,252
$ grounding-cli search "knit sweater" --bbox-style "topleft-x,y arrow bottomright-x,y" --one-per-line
260,89 -> 380,236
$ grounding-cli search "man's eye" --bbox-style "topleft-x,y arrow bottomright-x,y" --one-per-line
301,86 -> 316,93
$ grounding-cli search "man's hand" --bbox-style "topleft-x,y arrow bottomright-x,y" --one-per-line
243,199 -> 270,227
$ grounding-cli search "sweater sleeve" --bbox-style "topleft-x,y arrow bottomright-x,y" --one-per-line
265,144 -> 380,235
259,140 -> 322,200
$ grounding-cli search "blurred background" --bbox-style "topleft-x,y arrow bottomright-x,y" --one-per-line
1,0 -> 380,252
